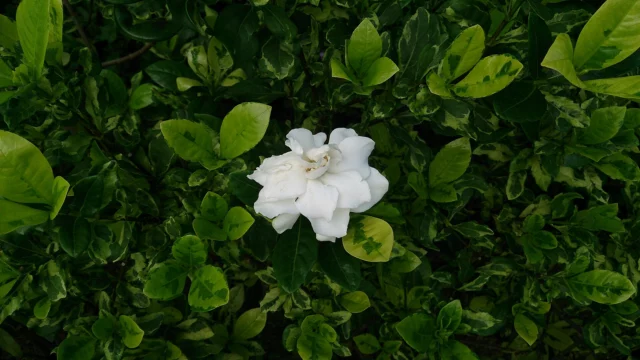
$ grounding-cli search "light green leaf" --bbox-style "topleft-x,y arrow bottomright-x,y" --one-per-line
331,58 -> 355,82
193,218 -> 227,241
272,219 -> 318,293
354,334 -> 381,355
441,340 -> 479,360
573,0 -> 640,71
0,59 -> 13,88
566,270 -> 635,305
339,291 -> 370,313
39,260 -> 66,302
427,72 -> 453,97
583,76 -> 640,100
348,19 -> 382,77
232,308 -> 267,340
429,137 -> 471,187
388,250 -> 422,273
0,200 -> 49,235
343,215 -> 394,262
580,107 -> 627,144
594,153 -> 640,181
219,102 -> 271,159
176,77 -> 203,92
200,191 -> 228,222
541,34 -> 585,87
441,25 -> 485,81
259,37 -> 295,80
429,183 -> 458,203
46,0 -> 63,64
188,265 -> 229,312
0,15 -> 18,49
395,313 -> 436,353
453,55 -> 523,98
119,315 -> 144,349
172,235 -> 207,268
0,130 -> 55,204
129,83 -> 155,110
160,119 -> 222,170
143,262 -> 188,301
362,57 -> 399,87
223,206 -> 255,240
574,203 -> 625,232
207,37 -> 233,82
186,45 -> 209,80
57,336 -> 96,360
50,176 -> 70,220
16,0 -> 50,79
514,313 -> 538,346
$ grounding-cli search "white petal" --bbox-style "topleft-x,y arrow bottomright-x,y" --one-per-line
254,198 -> 298,218
248,152 -> 304,186
295,180 -> 338,221
352,168 -> 389,213
309,208 -> 350,238
313,132 -> 327,147
329,136 -> 375,178
329,128 -> 358,144
320,171 -> 371,209
316,234 -> 336,242
272,213 -> 300,234
285,129 -> 316,155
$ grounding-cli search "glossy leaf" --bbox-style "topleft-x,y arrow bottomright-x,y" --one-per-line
318,239 -> 362,291
188,265 -> 230,312
219,102 -> 271,159
453,55 -> 523,98
143,262 -> 188,301
16,0 -> 50,79
232,308 -> 267,340
348,19 -> 382,78
566,270 -> 635,305
441,25 -> 485,81
272,219 -> 318,293
343,216 -> 394,263
429,137 -> 471,187
172,235 -> 207,268
223,207 -> 255,240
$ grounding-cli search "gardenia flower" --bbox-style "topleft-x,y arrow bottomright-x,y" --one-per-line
248,128 -> 389,242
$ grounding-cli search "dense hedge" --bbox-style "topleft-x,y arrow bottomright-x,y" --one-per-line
2,0 -> 640,359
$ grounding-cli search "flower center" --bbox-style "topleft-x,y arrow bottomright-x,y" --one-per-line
304,146 -> 332,179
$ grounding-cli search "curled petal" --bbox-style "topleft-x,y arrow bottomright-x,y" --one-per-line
272,213 -> 300,234
309,208 -> 350,238
248,152 -> 306,186
329,128 -> 358,144
254,198 -> 298,219
295,180 -> 339,221
285,129 -> 316,155
329,136 -> 375,178
313,132 -> 327,147
320,171 -> 371,209
352,168 -> 389,213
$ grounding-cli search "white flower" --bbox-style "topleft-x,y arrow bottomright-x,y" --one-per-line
248,128 -> 389,242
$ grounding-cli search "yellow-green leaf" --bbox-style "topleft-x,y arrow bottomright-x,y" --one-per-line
343,216 -> 394,262
440,25 -> 485,81
453,55 -> 523,98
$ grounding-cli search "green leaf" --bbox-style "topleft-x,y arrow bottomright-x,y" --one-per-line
574,204 -> 625,232
119,315 -> 144,349
594,153 -> 640,181
395,313 -> 436,353
0,200 -> 49,235
453,55 -> 523,98
59,217 -> 92,258
362,57 -> 399,87
0,130 -> 55,204
441,25 -> 485,81
57,336 -> 96,360
514,313 -> 538,346
160,119 -> 221,170
189,265 -> 229,312
39,260 -> 67,302
493,82 -> 547,123
230,170 -> 261,205
583,75 -> 640,100
200,192 -> 228,222
429,183 -> 458,203
541,34 -> 584,87
129,83 -> 155,110
506,171 -> 527,200
437,300 -> 463,336
566,270 -> 635,305
452,222 -> 494,238
16,0 -> 50,79
172,235 -> 207,268
528,13 -> 552,79
429,137 -> 471,187
348,19 -> 382,78
0,328 -> 22,358
259,37 -> 295,80
331,58 -> 355,82
232,308 -> 267,340
296,333 -> 332,360
343,216 -> 394,262
219,102 -> 271,159
0,15 -> 18,50
92,318 -> 115,340
397,8 -> 443,83
427,72 -> 453,97
579,107 -> 626,144
272,219 -> 318,293
262,4 -> 297,40
50,176 -> 70,220
441,340 -> 479,360
223,206 -> 255,240
146,60 -> 195,91
34,297 -> 51,319
318,239 -> 362,291
0,59 -> 14,88
573,0 -> 640,71
339,291 -> 370,313
143,262 -> 188,301
354,334 -> 381,355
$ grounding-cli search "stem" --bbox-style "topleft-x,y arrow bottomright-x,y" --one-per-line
101,43 -> 155,67
62,0 -> 95,53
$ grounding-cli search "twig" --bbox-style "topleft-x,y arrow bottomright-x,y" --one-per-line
62,0 -> 95,53
101,43 -> 155,67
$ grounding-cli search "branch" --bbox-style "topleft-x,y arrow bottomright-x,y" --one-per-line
62,0 -> 94,52
101,43 -> 155,67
